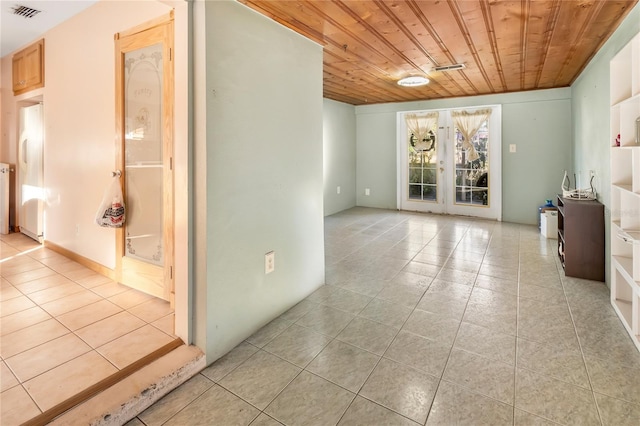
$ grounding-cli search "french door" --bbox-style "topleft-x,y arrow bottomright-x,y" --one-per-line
398,106 -> 502,220
115,14 -> 174,302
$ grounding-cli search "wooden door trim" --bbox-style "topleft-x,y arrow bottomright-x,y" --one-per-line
114,13 -> 174,302
115,10 -> 174,40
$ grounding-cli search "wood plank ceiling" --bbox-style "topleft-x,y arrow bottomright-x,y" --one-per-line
239,0 -> 638,105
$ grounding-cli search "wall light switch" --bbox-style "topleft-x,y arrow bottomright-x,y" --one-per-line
509,144 -> 516,153
337,186 -> 341,194
365,188 -> 370,196
265,251 -> 275,274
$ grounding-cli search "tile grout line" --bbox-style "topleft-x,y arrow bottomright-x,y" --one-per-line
515,233 -> 586,425
19,381 -> 45,416
414,221 -> 479,426
422,220 -> 526,424
146,371 -> 217,425
332,212 -> 445,426
309,215 -> 396,424
301,212 -> 443,424
513,227 -> 522,426
1,235 -> 178,423
557,266 -> 606,426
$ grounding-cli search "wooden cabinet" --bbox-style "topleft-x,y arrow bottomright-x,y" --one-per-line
610,32 -> 640,352
556,196 -> 605,282
12,39 -> 44,96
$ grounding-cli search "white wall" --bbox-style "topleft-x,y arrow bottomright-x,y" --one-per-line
0,1 -> 171,266
0,0 -> 192,342
355,88 -> 573,224
572,3 -> 640,206
195,0 -> 325,362
571,2 -> 640,285
164,0 -> 191,346
323,98 -> 356,216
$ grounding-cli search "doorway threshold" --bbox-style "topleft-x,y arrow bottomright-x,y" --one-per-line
44,343 -> 205,425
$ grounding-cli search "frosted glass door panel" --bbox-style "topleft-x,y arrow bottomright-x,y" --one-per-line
124,43 -> 163,266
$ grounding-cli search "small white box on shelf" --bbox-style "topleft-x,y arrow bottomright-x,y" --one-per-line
541,211 -> 558,239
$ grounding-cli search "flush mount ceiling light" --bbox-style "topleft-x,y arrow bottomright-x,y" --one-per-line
397,76 -> 429,87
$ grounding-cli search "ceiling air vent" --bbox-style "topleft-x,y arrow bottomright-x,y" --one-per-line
434,64 -> 466,72
11,5 -> 42,18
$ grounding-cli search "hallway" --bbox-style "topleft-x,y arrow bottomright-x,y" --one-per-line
126,207 -> 640,425
0,232 -> 176,425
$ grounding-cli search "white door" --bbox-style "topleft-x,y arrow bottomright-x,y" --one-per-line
399,110 -> 446,214
398,106 -> 502,221
18,103 -> 44,242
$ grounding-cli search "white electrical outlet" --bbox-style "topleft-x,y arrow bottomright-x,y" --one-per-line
337,186 -> 341,194
509,144 -> 516,153
365,188 -> 371,196
76,224 -> 80,236
265,251 -> 275,274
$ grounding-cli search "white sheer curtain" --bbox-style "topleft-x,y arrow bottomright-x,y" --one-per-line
450,109 -> 492,162
406,112 -> 439,151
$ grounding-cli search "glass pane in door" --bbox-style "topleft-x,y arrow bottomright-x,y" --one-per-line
407,130 -> 437,202
124,43 -> 164,266
454,121 -> 489,206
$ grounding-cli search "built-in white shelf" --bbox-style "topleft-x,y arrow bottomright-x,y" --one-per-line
612,183 -> 633,193
610,32 -> 640,352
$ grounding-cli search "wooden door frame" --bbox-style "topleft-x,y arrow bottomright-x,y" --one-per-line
114,12 -> 175,302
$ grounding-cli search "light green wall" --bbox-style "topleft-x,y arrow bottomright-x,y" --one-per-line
323,99 -> 357,216
572,4 -> 640,205
354,89 -> 572,224
502,99 -> 571,223
195,0 -> 325,363
356,111 -> 398,210
571,3 -> 640,285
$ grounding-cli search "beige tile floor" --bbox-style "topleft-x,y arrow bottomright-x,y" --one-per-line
0,232 -> 175,426
127,207 -> 640,426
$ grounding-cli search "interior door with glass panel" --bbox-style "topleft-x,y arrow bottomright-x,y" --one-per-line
115,15 -> 174,302
398,106 -> 501,220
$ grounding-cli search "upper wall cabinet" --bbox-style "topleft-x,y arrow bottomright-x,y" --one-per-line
12,39 -> 44,96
